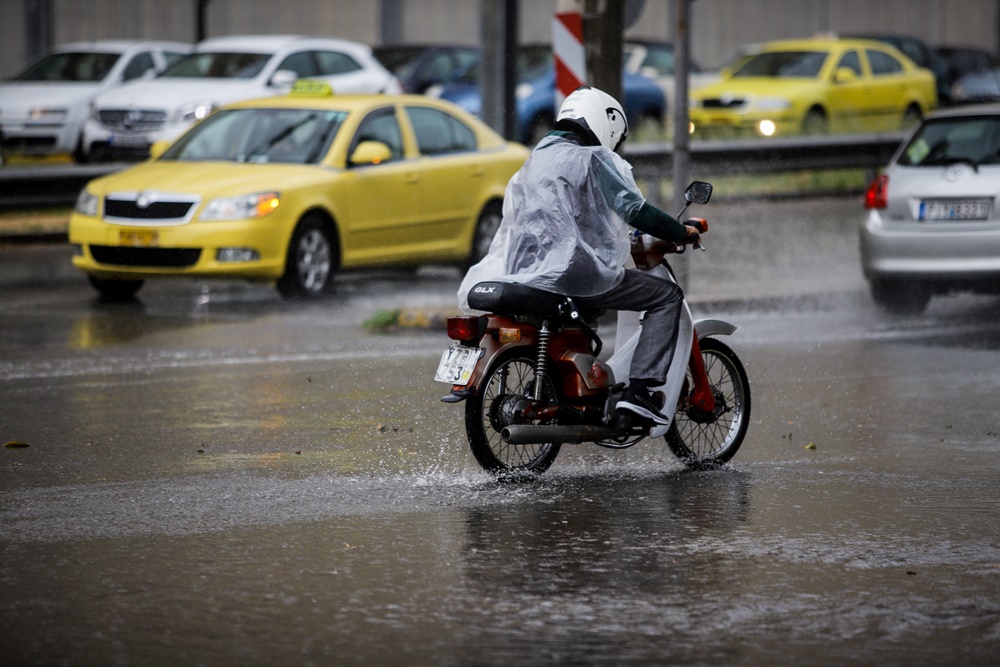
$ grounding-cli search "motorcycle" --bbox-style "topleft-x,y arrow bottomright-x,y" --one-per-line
434,181 -> 751,477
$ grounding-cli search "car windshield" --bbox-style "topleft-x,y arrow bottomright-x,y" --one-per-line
161,107 -> 348,164
159,52 -> 271,79
16,51 -> 120,82
898,116 -> 1000,167
731,50 -> 828,78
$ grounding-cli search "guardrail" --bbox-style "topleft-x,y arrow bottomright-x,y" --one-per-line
0,133 -> 906,211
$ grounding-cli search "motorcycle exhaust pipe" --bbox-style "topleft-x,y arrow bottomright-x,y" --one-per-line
501,424 -> 624,445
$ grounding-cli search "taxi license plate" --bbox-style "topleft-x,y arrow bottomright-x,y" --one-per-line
434,345 -> 483,386
120,229 -> 159,247
919,199 -> 991,221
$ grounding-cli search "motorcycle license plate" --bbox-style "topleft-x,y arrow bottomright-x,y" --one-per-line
434,345 -> 483,386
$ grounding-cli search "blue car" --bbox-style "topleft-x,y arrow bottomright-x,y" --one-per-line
434,47 -> 666,145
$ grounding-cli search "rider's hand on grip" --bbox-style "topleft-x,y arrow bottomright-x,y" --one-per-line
684,218 -> 707,250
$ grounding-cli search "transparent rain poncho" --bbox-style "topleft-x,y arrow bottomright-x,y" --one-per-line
459,134 -> 646,311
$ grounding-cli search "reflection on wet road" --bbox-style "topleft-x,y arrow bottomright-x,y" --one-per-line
2,198 -> 1000,665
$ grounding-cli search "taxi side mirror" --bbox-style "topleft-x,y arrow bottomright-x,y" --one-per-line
834,67 -> 858,84
349,141 -> 393,166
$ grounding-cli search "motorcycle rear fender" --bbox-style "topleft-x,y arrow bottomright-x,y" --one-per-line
693,318 -> 736,339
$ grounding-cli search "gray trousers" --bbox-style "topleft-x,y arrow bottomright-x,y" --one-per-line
578,269 -> 684,385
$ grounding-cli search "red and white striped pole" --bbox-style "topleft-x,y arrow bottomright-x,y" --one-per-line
553,11 -> 586,110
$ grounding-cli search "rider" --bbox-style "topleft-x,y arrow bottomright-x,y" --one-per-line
459,85 -> 701,425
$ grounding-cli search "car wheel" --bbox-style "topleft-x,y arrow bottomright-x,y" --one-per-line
277,214 -> 338,300
467,201 -> 503,268
72,137 -> 90,164
801,108 -> 828,135
87,276 -> 144,300
901,104 -> 922,131
870,278 -> 930,315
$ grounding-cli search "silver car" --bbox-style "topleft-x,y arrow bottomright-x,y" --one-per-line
860,104 -> 1000,314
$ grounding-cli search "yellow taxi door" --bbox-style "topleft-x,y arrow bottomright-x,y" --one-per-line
826,49 -> 870,133
864,48 -> 909,131
398,105 -> 482,262
336,106 -> 424,266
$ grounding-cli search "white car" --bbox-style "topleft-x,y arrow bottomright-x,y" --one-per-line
0,40 -> 191,163
81,35 -> 402,161
861,104 -> 1000,314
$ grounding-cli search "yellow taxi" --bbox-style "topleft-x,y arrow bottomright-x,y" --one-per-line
69,83 -> 529,299
689,36 -> 937,138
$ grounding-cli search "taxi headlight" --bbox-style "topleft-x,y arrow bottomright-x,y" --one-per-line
200,192 -> 280,221
74,189 -> 99,217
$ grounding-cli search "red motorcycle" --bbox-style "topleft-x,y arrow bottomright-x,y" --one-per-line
435,182 -> 751,477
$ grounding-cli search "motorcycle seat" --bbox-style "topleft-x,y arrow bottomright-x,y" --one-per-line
468,281 -> 602,321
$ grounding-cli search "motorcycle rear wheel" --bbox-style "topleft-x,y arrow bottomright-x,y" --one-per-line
666,337 -> 751,469
465,349 -> 561,478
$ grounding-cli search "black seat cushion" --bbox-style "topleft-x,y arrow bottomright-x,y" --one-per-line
467,281 -> 568,316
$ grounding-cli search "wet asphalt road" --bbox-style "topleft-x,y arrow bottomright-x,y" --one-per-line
2,197 -> 999,666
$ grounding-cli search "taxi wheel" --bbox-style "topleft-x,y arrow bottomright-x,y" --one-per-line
88,276 -> 144,300
467,201 -> 502,269
277,215 -> 338,299
801,108 -> 828,135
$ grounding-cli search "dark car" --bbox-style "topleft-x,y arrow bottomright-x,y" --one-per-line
937,46 -> 995,82
373,44 -> 477,94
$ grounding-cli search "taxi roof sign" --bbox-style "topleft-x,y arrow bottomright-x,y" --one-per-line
291,79 -> 334,97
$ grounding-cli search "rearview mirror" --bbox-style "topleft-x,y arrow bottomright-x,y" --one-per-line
349,140 -> 392,166
270,69 -> 298,88
685,181 -> 713,205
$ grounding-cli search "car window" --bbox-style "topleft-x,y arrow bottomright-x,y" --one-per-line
16,51 -> 120,82
161,107 -> 347,163
163,50 -> 188,68
161,52 -> 270,79
732,50 -> 827,78
351,107 -> 404,161
836,50 -> 862,76
423,53 -> 457,81
406,106 -> 476,155
641,45 -> 676,76
276,51 -> 318,77
122,52 -> 155,81
899,116 -> 1000,166
867,49 -> 903,76
314,50 -> 363,75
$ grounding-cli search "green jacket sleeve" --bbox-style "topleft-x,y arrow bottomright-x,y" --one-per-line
629,202 -> 689,244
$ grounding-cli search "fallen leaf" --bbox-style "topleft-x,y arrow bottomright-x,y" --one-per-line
4,441 -> 29,448
804,442 -> 816,450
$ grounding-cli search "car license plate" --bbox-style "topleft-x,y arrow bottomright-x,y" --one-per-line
434,345 -> 483,385
120,229 -> 159,247
919,199 -> 991,221
109,133 -> 150,148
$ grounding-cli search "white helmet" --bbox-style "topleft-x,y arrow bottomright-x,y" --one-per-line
556,86 -> 628,151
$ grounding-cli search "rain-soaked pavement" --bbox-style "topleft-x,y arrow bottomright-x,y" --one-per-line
1,196 -> 999,665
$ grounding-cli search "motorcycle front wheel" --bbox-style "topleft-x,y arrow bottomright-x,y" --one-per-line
666,337 -> 751,469
465,349 -> 561,478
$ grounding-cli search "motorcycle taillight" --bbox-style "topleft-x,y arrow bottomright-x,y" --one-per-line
865,174 -> 889,209
446,316 -> 483,341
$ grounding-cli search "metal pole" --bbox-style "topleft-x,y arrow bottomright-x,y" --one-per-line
481,0 -> 519,140
672,0 -> 691,286
24,0 -> 53,65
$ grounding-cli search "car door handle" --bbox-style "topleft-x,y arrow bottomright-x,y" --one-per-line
470,165 -> 485,177
404,172 -> 420,184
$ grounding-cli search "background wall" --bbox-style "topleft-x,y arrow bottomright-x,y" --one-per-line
2,0 -> 997,77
